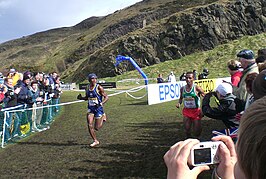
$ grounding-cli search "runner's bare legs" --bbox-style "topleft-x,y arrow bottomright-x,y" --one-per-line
183,117 -> 192,138
94,115 -> 104,130
87,113 -> 99,147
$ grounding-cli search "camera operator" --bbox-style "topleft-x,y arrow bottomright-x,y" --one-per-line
201,83 -> 244,129
198,68 -> 209,80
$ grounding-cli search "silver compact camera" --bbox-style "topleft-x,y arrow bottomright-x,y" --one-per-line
189,141 -> 222,166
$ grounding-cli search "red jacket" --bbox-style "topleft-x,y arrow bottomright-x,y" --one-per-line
231,71 -> 242,87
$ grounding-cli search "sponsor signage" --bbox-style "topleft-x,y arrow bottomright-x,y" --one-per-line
147,77 -> 230,105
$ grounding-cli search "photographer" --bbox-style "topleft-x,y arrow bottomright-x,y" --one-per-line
198,68 -> 209,80
201,83 -> 244,129
164,96 -> 266,179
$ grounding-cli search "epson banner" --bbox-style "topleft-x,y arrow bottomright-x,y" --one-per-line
147,77 -> 230,105
148,81 -> 186,105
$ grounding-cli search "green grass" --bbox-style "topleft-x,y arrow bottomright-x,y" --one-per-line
0,90 -> 224,178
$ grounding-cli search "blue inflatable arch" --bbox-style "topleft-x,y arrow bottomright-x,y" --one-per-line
115,55 -> 148,85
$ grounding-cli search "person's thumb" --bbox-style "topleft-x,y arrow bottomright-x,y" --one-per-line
192,165 -> 210,176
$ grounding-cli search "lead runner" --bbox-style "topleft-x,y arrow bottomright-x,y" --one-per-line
77,73 -> 109,147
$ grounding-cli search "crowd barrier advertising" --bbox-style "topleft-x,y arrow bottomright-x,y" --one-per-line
147,77 -> 231,105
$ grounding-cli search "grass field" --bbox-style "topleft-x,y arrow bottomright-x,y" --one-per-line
0,89 -> 225,178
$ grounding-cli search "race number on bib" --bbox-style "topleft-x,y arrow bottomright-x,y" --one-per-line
184,97 -> 196,108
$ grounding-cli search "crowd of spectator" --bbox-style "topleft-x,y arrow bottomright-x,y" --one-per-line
0,69 -> 62,145
164,48 -> 266,179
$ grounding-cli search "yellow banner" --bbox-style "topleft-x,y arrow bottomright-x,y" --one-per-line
194,78 -> 217,93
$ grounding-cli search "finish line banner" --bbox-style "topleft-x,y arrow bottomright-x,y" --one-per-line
147,77 -> 230,105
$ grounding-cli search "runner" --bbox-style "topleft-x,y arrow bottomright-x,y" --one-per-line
176,72 -> 205,139
77,73 -> 109,147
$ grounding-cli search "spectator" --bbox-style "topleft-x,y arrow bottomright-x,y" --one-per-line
258,48 -> 266,57
3,77 -> 21,139
256,56 -> 266,72
243,73 -> 258,109
227,59 -> 242,86
193,70 -> 197,80
255,55 -> 266,64
17,74 -> 33,134
40,74 -> 53,125
0,78 -> 6,140
52,76 -> 62,114
202,83 -> 244,129
168,71 -> 176,83
198,68 -> 209,80
256,48 -> 266,72
29,81 -> 44,132
252,69 -> 266,101
157,74 -> 164,83
179,72 -> 186,81
37,73 -> 46,99
7,68 -> 20,86
164,96 -> 266,179
176,72 -> 205,138
0,78 -> 6,104
233,49 -> 259,103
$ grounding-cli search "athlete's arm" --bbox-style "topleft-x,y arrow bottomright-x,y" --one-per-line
196,85 -> 205,97
176,86 -> 183,108
77,88 -> 89,100
98,85 -> 109,105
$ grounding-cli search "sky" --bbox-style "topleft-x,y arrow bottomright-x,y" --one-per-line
0,0 -> 142,43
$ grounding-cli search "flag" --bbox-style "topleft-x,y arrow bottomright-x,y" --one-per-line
212,127 -> 238,139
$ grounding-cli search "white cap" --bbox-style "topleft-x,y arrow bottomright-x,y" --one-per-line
215,83 -> 232,96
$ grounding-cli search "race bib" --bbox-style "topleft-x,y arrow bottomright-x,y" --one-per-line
184,97 -> 196,108
89,98 -> 98,106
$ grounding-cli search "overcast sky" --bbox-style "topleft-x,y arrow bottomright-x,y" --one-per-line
0,0 -> 142,43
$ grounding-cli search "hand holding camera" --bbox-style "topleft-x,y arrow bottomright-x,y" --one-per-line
189,141 -> 222,166
164,139 -> 210,179
164,137 -> 237,179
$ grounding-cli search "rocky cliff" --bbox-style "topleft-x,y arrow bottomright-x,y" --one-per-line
67,0 -> 265,82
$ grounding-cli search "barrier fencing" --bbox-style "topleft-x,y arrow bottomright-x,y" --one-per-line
0,85 -> 147,148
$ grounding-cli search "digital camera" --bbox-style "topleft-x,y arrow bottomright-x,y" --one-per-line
189,141 -> 222,166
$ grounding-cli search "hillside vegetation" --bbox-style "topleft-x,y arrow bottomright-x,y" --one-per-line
0,0 -> 265,83
102,33 -> 266,85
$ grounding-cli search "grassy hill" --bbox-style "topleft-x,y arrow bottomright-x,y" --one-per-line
101,33 -> 266,85
0,0 -> 220,76
0,0 -> 265,84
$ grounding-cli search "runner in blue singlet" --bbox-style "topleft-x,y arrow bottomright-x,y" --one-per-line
77,73 -> 109,147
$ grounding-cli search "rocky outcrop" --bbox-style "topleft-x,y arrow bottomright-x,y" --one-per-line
64,0 -> 218,70
69,0 -> 265,81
